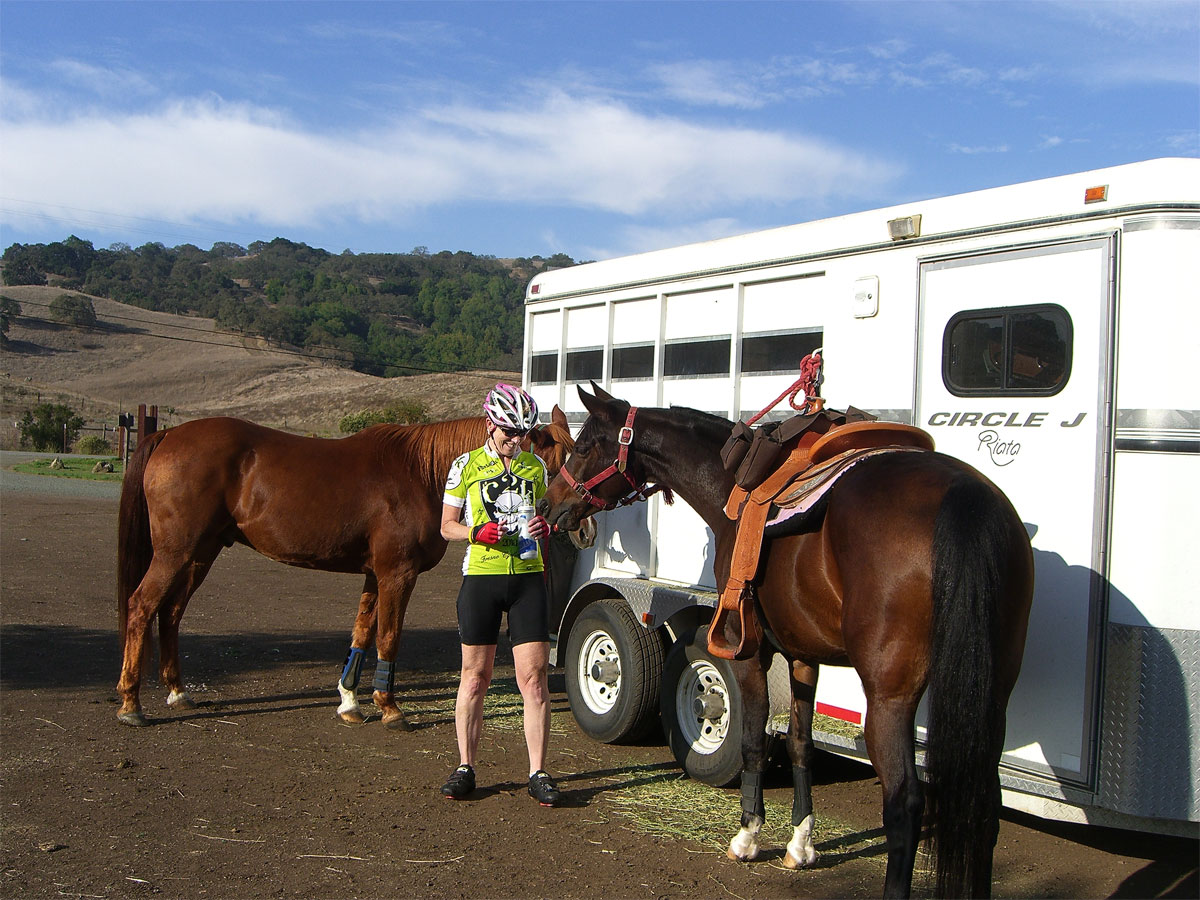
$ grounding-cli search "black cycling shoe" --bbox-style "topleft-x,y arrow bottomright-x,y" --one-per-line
441,764 -> 475,800
528,770 -> 561,807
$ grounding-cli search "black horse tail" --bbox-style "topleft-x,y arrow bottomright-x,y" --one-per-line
117,430 -> 169,651
925,475 -> 1014,898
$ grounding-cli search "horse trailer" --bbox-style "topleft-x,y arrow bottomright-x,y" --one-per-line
525,157 -> 1199,837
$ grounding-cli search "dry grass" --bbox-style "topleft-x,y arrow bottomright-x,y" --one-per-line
1,285 -> 514,447
389,674 -> 886,865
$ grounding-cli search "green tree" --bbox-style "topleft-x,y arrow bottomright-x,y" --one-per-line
18,403 -> 85,452
1,246 -> 47,286
0,295 -> 21,341
338,399 -> 431,433
210,241 -> 247,259
48,293 -> 97,327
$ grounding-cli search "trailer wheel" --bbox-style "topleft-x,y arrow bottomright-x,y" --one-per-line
661,625 -> 743,787
564,598 -> 664,744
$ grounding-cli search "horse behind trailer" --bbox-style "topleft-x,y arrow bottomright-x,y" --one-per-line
541,385 -> 1033,899
116,410 -> 572,731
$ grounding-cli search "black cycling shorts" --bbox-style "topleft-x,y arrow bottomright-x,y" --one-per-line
456,572 -> 550,647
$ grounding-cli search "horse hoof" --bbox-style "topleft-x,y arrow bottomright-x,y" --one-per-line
338,709 -> 365,726
167,691 -> 196,710
118,711 -> 148,727
783,850 -> 818,870
383,713 -> 415,732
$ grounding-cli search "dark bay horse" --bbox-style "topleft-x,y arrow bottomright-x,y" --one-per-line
117,409 -> 573,730
541,385 -> 1033,899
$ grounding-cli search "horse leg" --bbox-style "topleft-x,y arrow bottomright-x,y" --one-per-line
371,566 -> 417,732
782,660 -> 820,869
337,574 -> 378,725
727,655 -> 771,862
116,555 -> 195,726
864,696 -> 924,899
157,552 -> 219,711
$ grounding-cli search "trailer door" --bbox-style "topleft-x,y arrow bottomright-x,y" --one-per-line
916,236 -> 1115,788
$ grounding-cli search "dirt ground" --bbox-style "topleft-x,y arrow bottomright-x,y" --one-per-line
1,469 -> 1197,900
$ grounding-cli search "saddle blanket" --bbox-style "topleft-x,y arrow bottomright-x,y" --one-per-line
764,445 -> 928,530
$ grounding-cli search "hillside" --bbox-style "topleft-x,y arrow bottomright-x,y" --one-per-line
0,285 -> 514,448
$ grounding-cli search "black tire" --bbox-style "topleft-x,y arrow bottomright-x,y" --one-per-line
660,625 -> 743,787
564,598 -> 664,743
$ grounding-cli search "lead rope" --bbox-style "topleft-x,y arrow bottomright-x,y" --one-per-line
745,350 -> 824,426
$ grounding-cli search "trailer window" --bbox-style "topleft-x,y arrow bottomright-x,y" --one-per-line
943,304 -> 1072,396
565,347 -> 603,382
530,351 -> 558,385
741,329 -> 823,374
611,343 -> 654,380
664,337 -> 730,378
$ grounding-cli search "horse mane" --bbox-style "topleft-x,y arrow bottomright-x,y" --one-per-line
368,417 -> 489,494
666,404 -> 734,433
532,418 -> 575,470
365,415 -> 575,494
578,403 -> 729,450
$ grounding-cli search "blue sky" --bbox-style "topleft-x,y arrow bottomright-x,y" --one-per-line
2,1 -> 1197,262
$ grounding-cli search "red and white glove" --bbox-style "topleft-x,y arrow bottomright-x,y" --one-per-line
470,522 -> 502,545
526,515 -> 550,541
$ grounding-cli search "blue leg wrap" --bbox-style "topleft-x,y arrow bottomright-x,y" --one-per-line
373,658 -> 395,695
792,765 -> 814,826
339,647 -> 365,692
740,770 -> 766,821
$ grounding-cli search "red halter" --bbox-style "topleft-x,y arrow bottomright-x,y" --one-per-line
558,406 -> 674,511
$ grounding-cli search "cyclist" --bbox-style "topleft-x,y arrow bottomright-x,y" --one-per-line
438,383 -> 560,806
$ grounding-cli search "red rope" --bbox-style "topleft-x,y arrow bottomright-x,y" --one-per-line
745,350 -> 823,426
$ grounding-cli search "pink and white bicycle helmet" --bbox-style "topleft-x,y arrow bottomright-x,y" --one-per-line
483,383 -> 539,431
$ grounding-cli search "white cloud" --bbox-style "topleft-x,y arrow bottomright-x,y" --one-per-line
948,143 -> 1010,155
647,60 -> 768,109
1,90 -> 901,233
46,58 -> 158,100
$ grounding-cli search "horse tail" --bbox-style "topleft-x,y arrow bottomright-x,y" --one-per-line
925,474 -> 1014,899
117,430 -> 168,651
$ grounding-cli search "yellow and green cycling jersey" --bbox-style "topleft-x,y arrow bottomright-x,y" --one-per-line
443,444 -> 549,575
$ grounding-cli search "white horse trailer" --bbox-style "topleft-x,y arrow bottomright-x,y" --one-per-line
525,158 -> 1199,836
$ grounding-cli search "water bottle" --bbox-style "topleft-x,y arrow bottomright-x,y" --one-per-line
516,502 -> 539,560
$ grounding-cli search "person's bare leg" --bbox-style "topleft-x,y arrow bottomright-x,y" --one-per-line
513,640 -> 551,774
456,644 -> 497,766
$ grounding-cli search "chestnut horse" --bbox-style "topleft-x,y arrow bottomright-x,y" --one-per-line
117,409 -> 573,730
542,385 -> 1033,899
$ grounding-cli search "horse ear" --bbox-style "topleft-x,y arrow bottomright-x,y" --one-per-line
579,382 -> 626,421
551,404 -> 568,428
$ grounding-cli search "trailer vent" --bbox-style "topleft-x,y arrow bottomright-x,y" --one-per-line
887,214 -> 921,240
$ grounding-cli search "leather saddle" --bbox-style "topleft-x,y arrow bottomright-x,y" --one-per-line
708,416 -> 934,660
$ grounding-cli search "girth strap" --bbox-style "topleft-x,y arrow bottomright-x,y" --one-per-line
708,430 -> 825,660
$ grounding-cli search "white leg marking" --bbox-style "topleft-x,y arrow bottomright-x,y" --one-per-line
337,682 -> 361,716
166,689 -> 194,708
783,814 -> 819,869
727,819 -> 763,862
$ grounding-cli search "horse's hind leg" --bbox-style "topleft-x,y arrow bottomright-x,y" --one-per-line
783,660 -> 820,869
157,550 -> 219,711
727,655 -> 770,862
864,697 -> 924,899
336,574 -> 378,725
